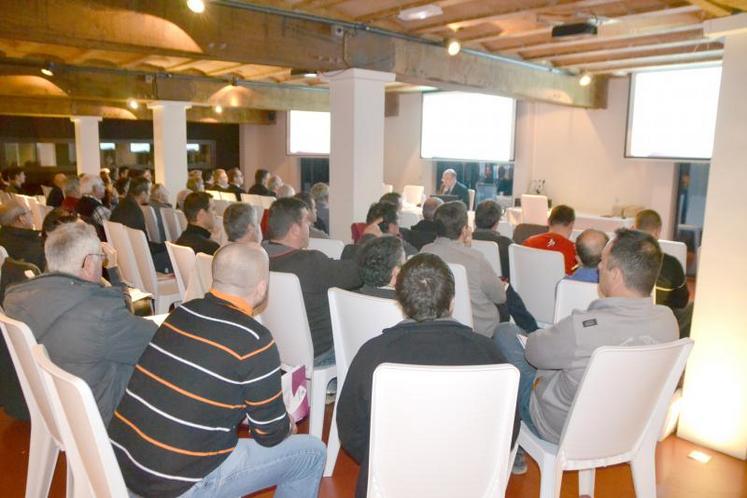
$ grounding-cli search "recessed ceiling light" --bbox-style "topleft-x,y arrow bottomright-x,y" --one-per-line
688,450 -> 712,464
398,5 -> 443,22
579,73 -> 592,86
304,72 -> 317,79
41,67 -> 54,77
214,104 -> 223,114
446,39 -> 461,56
187,0 -> 205,14
128,99 -> 139,110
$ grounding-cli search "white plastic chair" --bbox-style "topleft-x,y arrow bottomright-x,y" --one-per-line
471,240 -> 502,277
139,205 -> 161,243
398,210 -> 420,229
256,272 -> 335,440
103,221 -> 145,290
368,363 -> 519,498
219,191 -> 237,201
205,189 -> 222,199
518,339 -> 694,498
553,279 -> 599,323
658,239 -> 687,273
468,188 -> 476,210
125,226 -> 180,314
241,193 -> 264,207
0,313 -> 73,498
521,194 -> 549,225
33,344 -> 128,498
447,263 -> 473,328
190,252 -> 213,299
165,242 -> 196,302
402,185 -> 424,207
159,207 -> 179,241
212,198 -> 231,217
260,196 -> 275,209
40,185 -> 52,198
176,210 -> 188,232
324,288 -> 405,476
307,238 -> 345,259
509,244 -> 565,326
497,221 -> 514,239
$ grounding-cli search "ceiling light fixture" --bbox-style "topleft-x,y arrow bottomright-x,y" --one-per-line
579,73 -> 592,86
398,5 -> 443,22
40,63 -> 54,77
446,39 -> 461,56
688,451 -> 712,464
214,104 -> 223,114
187,0 -> 205,14
304,72 -> 317,79
128,99 -> 140,110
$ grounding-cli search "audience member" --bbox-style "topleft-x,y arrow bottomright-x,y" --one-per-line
354,235 -> 404,299
248,169 -> 275,197
223,202 -> 261,243
212,168 -> 229,191
262,197 -> 361,364
494,229 -> 678,472
226,167 -> 245,199
337,253 -> 519,498
473,200 -> 512,279
76,174 -> 112,241
342,202 -> 404,261
175,192 -> 219,255
4,221 -> 156,424
439,168 -> 469,206
100,168 -> 116,208
569,229 -> 609,283
177,175 -> 205,209
108,243 -> 325,498
268,174 -> 284,195
408,196 -> 442,250
276,183 -> 296,198
635,209 -> 692,338
4,167 -> 25,195
310,182 -> 329,233
60,176 -> 81,213
0,199 -> 44,270
46,173 -> 66,207
421,201 -> 506,336
148,183 -> 171,241
523,204 -> 577,275
295,192 -> 329,239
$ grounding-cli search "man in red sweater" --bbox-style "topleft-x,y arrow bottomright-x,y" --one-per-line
523,204 -> 577,275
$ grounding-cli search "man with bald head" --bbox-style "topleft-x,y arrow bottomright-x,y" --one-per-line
46,173 -> 67,207
408,196 -> 442,250
569,229 -> 609,283
109,242 -> 326,498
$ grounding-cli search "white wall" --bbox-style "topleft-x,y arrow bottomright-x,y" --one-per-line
240,111 -> 300,190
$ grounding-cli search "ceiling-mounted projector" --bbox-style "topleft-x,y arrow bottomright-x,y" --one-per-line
551,22 -> 598,37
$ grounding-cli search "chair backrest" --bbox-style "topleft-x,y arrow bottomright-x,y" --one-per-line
165,242 -> 196,301
402,185 -> 424,206
658,239 -> 687,272
559,339 -> 694,465
212,198 -> 231,217
33,345 -> 128,498
521,194 -> 549,225
124,226 -> 159,297
0,245 -> 8,266
194,253 -> 213,296
512,223 -> 548,244
205,189 -> 222,199
471,240 -> 501,276
447,263 -> 473,328
257,272 -> 315,373
28,196 -> 45,230
103,221 -> 144,289
509,244 -> 565,324
139,205 -> 161,243
219,191 -> 236,201
176,210 -> 188,232
497,221 -> 514,239
260,196 -> 275,209
468,188 -> 476,210
0,313 -> 64,447
160,207 -> 178,241
553,279 -> 599,323
368,363 -> 519,498
41,185 -> 52,198
241,193 -> 264,207
328,288 -> 404,383
383,183 -> 394,194
307,238 -> 345,259
398,210 -> 420,229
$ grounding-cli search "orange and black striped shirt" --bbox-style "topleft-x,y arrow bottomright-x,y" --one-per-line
108,290 -> 290,497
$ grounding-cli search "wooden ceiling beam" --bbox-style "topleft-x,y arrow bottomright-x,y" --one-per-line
580,47 -> 723,71
686,0 -> 732,16
0,0 -> 605,107
712,0 -> 747,10
551,39 -> 722,67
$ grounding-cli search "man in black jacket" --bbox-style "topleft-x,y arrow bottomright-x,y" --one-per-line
0,199 -> 44,270
175,192 -> 220,255
472,199 -> 512,279
408,196 -> 442,250
337,253 -> 519,498
248,168 -> 275,197
439,168 -> 470,207
46,173 -> 67,208
225,167 -> 246,200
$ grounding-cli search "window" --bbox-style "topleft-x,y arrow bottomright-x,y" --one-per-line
288,110 -> 330,155
627,65 -> 722,160
421,91 -> 516,162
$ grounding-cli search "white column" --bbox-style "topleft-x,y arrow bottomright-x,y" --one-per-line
324,69 -> 395,241
70,116 -> 101,175
678,13 -> 747,460
148,101 -> 191,206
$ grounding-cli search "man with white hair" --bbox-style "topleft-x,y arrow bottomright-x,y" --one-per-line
60,175 -> 81,213
3,221 -> 156,424
109,243 -> 326,498
76,173 -> 112,240
439,168 -> 469,206
0,199 -> 44,270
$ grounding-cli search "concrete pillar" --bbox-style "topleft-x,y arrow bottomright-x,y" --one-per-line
148,101 -> 191,206
324,69 -> 395,241
70,116 -> 101,175
678,13 -> 747,460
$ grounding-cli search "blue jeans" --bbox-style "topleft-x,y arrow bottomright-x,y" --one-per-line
493,322 -> 541,436
177,435 -> 326,498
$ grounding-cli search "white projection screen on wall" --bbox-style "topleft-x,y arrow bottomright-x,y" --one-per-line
627,65 -> 722,160
421,91 -> 516,162
288,110 -> 330,155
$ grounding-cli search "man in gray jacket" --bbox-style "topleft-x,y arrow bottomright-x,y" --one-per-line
4,221 -> 156,424
494,229 -> 677,470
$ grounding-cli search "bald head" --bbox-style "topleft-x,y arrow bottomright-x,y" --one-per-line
422,197 -> 444,221
576,229 -> 609,269
211,243 -> 269,307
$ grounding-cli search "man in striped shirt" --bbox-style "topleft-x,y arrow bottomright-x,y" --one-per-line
108,243 -> 326,497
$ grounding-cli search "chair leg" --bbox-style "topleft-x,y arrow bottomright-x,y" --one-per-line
308,373 -> 327,439
631,448 -> 658,498
323,408 -> 341,477
578,469 -> 596,497
65,463 -> 74,498
534,450 -> 562,498
26,424 -> 58,498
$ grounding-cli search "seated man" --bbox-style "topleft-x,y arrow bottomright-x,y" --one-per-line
568,229 -> 609,283
472,199 -> 512,279
374,194 -> 418,256
4,221 -> 156,424
248,168 -> 275,197
211,168 -> 230,192
310,182 -> 329,234
175,192 -> 220,255
355,235 -> 404,299
4,167 -> 25,195
0,200 -> 44,270
262,197 -> 361,365
342,202 -> 402,261
46,173 -> 66,207
523,204 -> 577,275
76,173 -> 112,241
223,202 -> 262,243
634,209 -> 692,338
421,201 -> 506,337
408,197 -> 442,250
225,167 -> 246,200
108,243 -> 325,498
337,253 -> 519,498
493,229 -> 678,471
60,176 -> 81,213
295,192 -> 329,240
439,168 -> 469,206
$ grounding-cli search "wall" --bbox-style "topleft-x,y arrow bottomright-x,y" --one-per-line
240,111 -> 300,190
